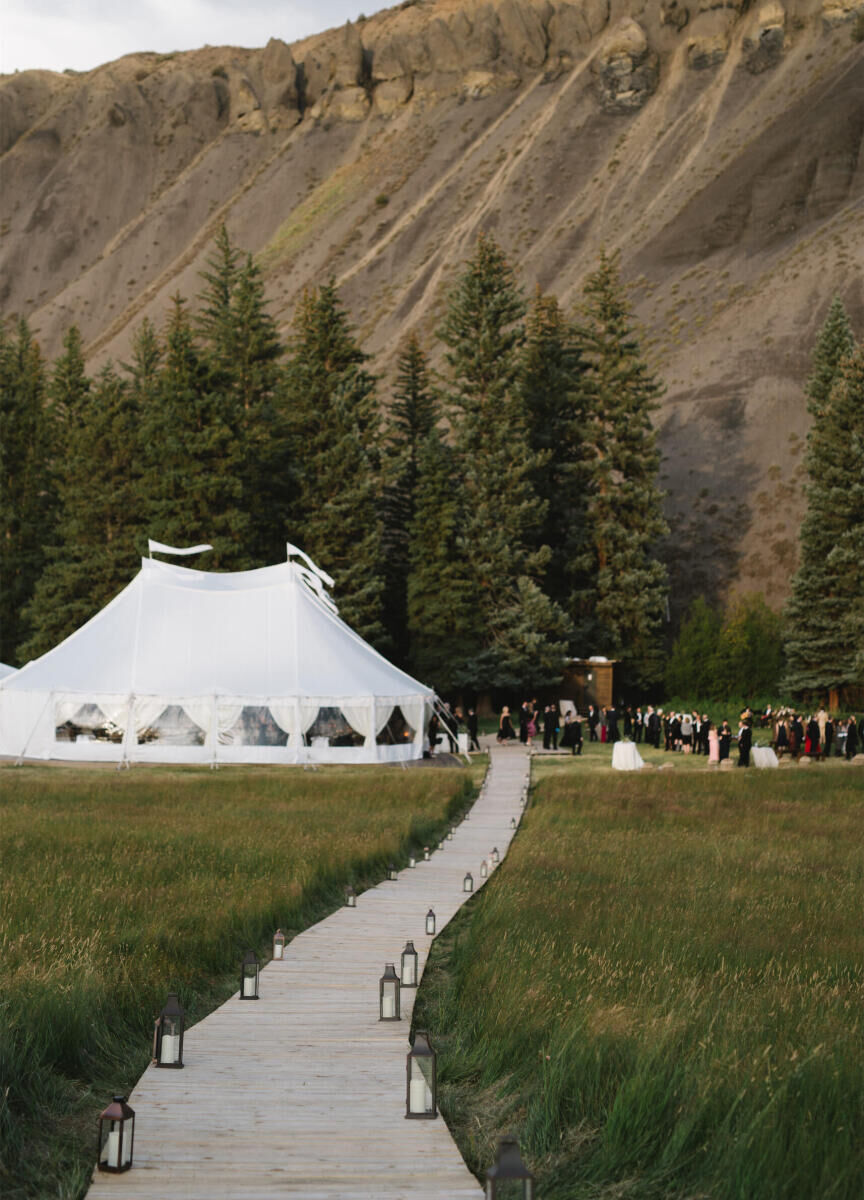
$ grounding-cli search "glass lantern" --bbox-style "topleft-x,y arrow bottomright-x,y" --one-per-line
510,817 -> 517,829
273,928 -> 286,960
480,859 -> 489,879
485,1134 -> 534,1199
447,826 -> 455,841
463,872 -> 474,893
345,885 -> 357,907
401,940 -> 419,987
388,863 -> 398,881
152,992 -> 184,1068
423,846 -> 431,861
491,846 -> 500,864
97,1095 -> 135,1173
425,908 -> 436,936
240,949 -> 260,1000
405,1031 -> 437,1119
379,963 -> 401,1020
409,854 -> 416,868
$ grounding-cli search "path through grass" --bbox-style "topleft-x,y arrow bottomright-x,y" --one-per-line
0,762 -> 476,1198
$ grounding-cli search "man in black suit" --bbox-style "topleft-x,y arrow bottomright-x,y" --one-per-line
606,706 -> 620,744
588,705 -> 599,741
737,719 -> 752,767
466,708 -> 480,752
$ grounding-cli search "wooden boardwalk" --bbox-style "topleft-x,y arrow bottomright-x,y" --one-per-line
88,746 -> 529,1198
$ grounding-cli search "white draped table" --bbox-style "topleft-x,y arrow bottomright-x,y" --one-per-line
752,745 -> 779,769
612,741 -> 645,771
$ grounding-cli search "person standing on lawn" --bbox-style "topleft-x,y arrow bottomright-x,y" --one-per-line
737,718 -> 752,767
846,715 -> 859,760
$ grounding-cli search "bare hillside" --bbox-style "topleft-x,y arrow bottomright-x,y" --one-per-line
2,0 -> 863,615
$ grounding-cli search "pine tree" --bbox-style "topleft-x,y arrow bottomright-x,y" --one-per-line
519,289 -> 591,624
0,320 -> 53,663
664,596 -> 723,699
783,298 -> 857,695
437,234 -> 567,689
51,325 -> 91,420
406,433 -> 477,689
196,223 -> 243,367
577,250 -> 669,689
281,283 -> 385,644
139,296 -> 250,567
381,333 -> 439,664
19,364 -> 144,660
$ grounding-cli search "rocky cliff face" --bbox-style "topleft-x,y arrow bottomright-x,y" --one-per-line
2,0 -> 863,617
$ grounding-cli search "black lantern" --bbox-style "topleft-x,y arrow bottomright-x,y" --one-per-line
463,871 -> 474,893
510,817 -> 517,829
97,1095 -> 135,1173
491,846 -> 500,864
425,908 -> 436,936
423,846 -> 431,861
401,940 -> 419,987
405,1031 -> 437,1119
345,885 -> 357,907
273,928 -> 286,960
152,992 -> 184,1068
388,863 -> 398,881
485,1134 -> 534,1198
240,949 -> 260,999
379,963 -> 401,1020
480,858 -> 489,879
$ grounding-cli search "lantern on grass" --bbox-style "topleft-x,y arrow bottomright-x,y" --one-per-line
405,1031 -> 437,1119
273,929 -> 286,960
345,885 -> 357,908
491,846 -> 500,864
97,1095 -> 135,1173
388,863 -> 399,881
480,859 -> 489,879
425,908 -> 436,936
401,940 -> 419,987
240,949 -> 260,999
485,1134 -> 534,1199
423,846 -> 431,861
463,872 -> 474,893
152,993 -> 184,1068
379,963 -> 401,1020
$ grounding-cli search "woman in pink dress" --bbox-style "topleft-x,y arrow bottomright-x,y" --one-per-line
708,721 -> 720,763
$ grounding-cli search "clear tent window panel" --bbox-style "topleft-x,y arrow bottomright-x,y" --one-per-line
54,703 -> 123,744
304,706 -> 364,748
376,705 -> 416,746
137,705 -> 205,746
221,707 -> 289,747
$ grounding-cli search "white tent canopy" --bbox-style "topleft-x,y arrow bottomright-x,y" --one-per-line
0,554 -> 433,764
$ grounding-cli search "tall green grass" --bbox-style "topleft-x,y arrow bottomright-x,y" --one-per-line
415,765 -> 864,1198
0,763 -> 476,1198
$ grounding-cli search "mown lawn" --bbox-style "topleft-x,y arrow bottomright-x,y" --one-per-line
415,761 -> 864,1199
0,762 -> 476,1199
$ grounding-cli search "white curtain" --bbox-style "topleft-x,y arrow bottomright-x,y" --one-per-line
271,700 -> 319,749
341,700 -> 374,745
133,697 -> 169,735
99,700 -> 130,730
55,699 -> 86,726
401,699 -> 424,740
181,699 -> 213,738
217,703 -> 244,744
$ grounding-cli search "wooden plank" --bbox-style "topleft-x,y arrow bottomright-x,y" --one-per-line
87,747 -> 529,1198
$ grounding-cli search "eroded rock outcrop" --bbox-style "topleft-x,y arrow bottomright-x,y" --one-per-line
593,18 -> 658,112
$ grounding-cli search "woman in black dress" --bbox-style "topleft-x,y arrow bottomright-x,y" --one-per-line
498,706 -> 516,742
718,720 -> 732,761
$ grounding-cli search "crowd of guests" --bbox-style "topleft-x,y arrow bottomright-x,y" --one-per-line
489,699 -> 861,765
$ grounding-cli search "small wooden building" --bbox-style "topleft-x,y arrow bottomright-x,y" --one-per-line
560,657 -> 618,711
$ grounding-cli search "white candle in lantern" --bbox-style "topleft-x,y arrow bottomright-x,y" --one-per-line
409,1078 -> 427,1113
104,1129 -> 120,1167
160,1033 -> 178,1064
274,944 -> 283,960
242,975 -> 256,997
382,994 -> 395,1018
401,963 -> 415,986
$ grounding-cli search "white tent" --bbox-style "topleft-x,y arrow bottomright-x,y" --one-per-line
0,662 -> 17,681
0,553 -> 433,765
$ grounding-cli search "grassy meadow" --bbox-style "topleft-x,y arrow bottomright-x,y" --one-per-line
0,762 -> 477,1199
415,759 -> 864,1199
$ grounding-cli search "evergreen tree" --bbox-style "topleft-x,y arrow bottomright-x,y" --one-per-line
519,289 -> 591,622
139,296 -> 250,567
577,250 -> 669,689
281,283 -> 385,644
196,223 -> 243,367
711,594 -> 784,701
0,320 -> 53,663
125,318 -> 162,405
50,325 -> 90,420
436,234 -> 567,690
406,433 -> 477,689
381,333 -> 439,665
783,298 -> 857,695
664,596 -> 723,699
19,364 -> 144,660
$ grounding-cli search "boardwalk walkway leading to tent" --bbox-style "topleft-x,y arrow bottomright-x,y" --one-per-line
88,745 -> 530,1199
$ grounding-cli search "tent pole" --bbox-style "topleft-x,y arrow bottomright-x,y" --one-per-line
210,693 -> 218,770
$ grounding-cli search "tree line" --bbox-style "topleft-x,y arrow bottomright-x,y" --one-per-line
0,230 -> 671,695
